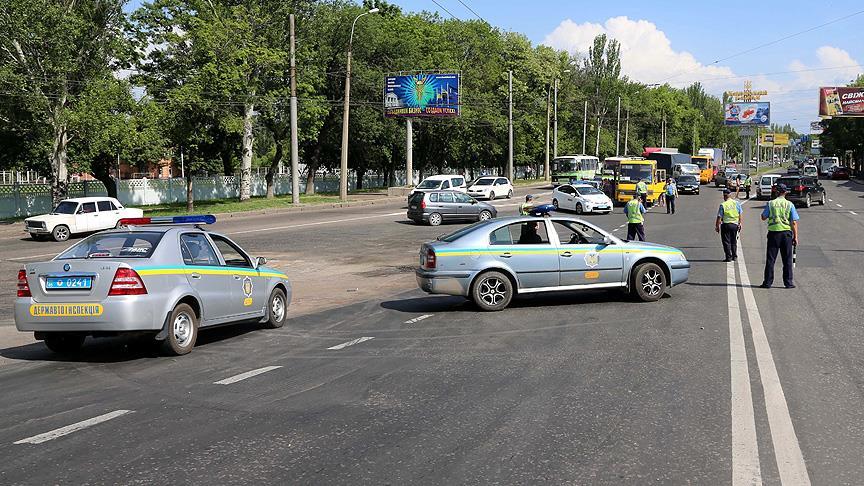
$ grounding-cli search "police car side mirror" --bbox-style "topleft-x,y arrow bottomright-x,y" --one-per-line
255,256 -> 267,267
602,235 -> 613,246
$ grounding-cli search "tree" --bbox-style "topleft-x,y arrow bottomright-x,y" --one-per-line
583,34 -> 622,157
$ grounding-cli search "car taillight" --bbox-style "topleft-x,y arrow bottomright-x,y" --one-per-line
17,269 -> 31,298
108,268 -> 147,296
421,199 -> 426,209
797,185 -> 805,192
425,248 -> 436,269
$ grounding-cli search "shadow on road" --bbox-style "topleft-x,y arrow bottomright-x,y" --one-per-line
380,289 -> 646,314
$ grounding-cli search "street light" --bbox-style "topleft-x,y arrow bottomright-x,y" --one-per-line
339,7 -> 380,201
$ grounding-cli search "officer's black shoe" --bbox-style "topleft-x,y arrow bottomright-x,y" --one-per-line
759,283 -> 771,289
785,284 -> 796,289
723,258 -> 732,262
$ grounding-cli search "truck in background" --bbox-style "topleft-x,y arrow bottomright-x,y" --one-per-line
646,151 -> 691,175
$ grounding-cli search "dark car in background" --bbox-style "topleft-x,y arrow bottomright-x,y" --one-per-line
407,190 -> 497,226
772,176 -> 826,208
831,167 -> 851,180
674,175 -> 700,194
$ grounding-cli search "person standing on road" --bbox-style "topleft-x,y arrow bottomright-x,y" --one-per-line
624,194 -> 646,241
744,174 -> 752,199
665,178 -> 678,214
636,179 -> 648,206
760,184 -> 800,289
520,194 -> 535,216
733,175 -> 742,200
715,188 -> 743,262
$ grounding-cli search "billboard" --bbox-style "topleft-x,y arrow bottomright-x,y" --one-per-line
810,121 -> 824,134
724,102 -> 770,126
819,87 -> 864,117
760,133 -> 774,147
773,133 -> 789,146
384,73 -> 460,118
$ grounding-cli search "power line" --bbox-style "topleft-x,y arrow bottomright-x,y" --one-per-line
429,0 -> 459,20
454,0 -> 486,23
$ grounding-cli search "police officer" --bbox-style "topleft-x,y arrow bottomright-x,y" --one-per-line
665,177 -> 678,214
760,184 -> 800,289
520,194 -> 535,216
744,174 -> 752,199
623,193 -> 646,241
715,188 -> 743,262
636,178 -> 648,206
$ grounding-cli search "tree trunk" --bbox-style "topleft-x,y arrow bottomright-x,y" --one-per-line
50,116 -> 69,205
239,101 -> 254,201
355,167 -> 365,190
266,140 -> 284,199
305,141 -> 322,196
186,174 -> 194,212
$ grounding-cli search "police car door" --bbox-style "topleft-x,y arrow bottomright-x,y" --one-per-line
180,233 -> 235,323
209,234 -> 266,318
551,220 -> 623,286
489,221 -> 559,289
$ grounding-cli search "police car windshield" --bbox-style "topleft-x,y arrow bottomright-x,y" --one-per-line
57,232 -> 164,260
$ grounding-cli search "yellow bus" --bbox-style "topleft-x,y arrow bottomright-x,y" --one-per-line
603,157 -> 667,205
692,155 -> 714,184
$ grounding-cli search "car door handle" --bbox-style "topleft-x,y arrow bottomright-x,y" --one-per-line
561,251 -> 573,257
190,273 -> 201,279
233,275 -> 242,280
500,252 -> 512,258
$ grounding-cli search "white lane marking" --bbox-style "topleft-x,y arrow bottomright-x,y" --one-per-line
214,366 -> 282,385
327,336 -> 375,350
737,250 -> 811,485
8,252 -> 61,261
727,262 -> 762,484
835,204 -> 843,208
851,211 -> 858,215
828,198 -> 833,202
229,212 -> 405,235
14,410 -> 133,445
404,314 -> 433,325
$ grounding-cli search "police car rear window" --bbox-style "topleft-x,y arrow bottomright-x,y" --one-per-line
57,232 -> 164,260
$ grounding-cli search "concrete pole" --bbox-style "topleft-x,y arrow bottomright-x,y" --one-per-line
553,78 -> 559,159
289,14 -> 300,205
545,86 -> 551,181
507,70 -> 513,180
339,46 -> 352,201
582,101 -> 587,154
615,96 -> 621,156
595,117 -> 601,157
624,109 -> 630,156
406,118 -> 413,186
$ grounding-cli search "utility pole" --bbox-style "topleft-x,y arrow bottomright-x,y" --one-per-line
406,119 -> 413,186
615,96 -> 621,156
289,14 -> 300,205
582,100 -> 587,154
595,117 -> 601,157
545,86 -> 551,181
507,70 -> 514,181
553,78 -> 559,158
624,108 -> 630,156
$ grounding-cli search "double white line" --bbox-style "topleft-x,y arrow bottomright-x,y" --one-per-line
727,247 -> 810,485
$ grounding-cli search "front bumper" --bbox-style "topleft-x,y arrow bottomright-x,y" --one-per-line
415,269 -> 473,297
669,261 -> 690,287
14,294 -> 164,333
679,186 -> 699,193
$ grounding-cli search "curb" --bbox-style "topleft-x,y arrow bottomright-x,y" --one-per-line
208,195 -> 407,219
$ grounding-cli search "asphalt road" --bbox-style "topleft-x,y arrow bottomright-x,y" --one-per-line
0,179 -> 863,484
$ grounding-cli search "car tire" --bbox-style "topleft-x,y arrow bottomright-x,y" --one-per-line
428,212 -> 442,226
471,271 -> 513,311
161,303 -> 198,356
43,333 -> 85,354
478,210 -> 493,222
264,287 -> 288,329
52,225 -> 70,242
575,203 -> 584,215
552,198 -> 559,210
804,194 -> 811,208
631,262 -> 666,302
489,191 -> 496,200
507,190 -> 513,199
820,192 -> 826,205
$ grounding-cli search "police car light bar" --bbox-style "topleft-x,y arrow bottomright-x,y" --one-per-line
118,215 -> 217,226
530,204 -> 556,217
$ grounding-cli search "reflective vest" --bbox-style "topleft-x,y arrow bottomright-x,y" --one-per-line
767,197 -> 793,232
744,176 -> 752,187
721,199 -> 740,224
626,199 -> 644,224
636,181 -> 648,194
520,202 -> 533,216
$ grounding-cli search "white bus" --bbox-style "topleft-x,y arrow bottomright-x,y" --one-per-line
817,157 -> 839,175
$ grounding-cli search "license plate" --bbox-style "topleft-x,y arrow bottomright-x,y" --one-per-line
29,303 -> 103,317
46,276 -> 92,290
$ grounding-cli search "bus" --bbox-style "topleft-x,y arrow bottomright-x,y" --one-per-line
602,157 -> 667,205
691,155 -> 715,184
647,151 -> 692,173
551,155 -> 602,187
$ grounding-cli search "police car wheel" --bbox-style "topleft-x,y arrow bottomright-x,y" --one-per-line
472,271 -> 513,311
428,212 -> 442,226
264,288 -> 287,329
507,190 -> 513,199
43,333 -> 85,354
632,262 -> 666,302
162,303 -> 198,356
52,225 -> 70,242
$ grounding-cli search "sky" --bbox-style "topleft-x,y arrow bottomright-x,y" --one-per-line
125,0 -> 864,132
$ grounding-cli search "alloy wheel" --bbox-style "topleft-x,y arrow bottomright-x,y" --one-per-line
478,277 -> 507,306
641,269 -> 663,297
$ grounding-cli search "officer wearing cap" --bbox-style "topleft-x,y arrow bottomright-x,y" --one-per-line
760,183 -> 800,288
520,194 -> 535,216
636,179 -> 649,205
715,188 -> 743,262
623,193 -> 647,241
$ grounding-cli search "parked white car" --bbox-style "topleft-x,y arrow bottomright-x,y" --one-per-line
410,175 -> 467,198
24,197 -> 144,242
552,184 -> 613,214
466,176 -> 513,200
757,174 -> 781,200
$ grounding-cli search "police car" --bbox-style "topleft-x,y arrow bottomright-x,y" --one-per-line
415,205 -> 689,311
14,215 -> 291,355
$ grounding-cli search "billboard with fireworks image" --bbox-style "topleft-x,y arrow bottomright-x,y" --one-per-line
383,73 -> 460,118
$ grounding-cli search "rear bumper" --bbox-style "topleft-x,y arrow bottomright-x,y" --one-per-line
407,210 -> 428,222
416,269 -> 473,296
14,295 -> 164,333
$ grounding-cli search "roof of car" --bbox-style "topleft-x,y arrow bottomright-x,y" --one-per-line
101,225 -> 207,235
60,196 -> 119,203
423,174 -> 463,181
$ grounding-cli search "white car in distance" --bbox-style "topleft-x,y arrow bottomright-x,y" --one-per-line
757,174 -> 781,200
552,184 -> 613,214
410,175 -> 468,199
466,176 -> 513,200
24,197 -> 144,242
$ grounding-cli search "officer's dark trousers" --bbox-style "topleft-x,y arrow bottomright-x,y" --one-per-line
763,230 -> 794,287
626,223 -> 645,241
720,223 -> 739,260
666,195 -> 676,214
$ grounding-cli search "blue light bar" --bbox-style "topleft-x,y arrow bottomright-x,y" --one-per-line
117,214 -> 217,226
172,215 -> 216,224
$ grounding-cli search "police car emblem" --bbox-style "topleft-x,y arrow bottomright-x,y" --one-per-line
584,250 -> 600,268
242,277 -> 253,297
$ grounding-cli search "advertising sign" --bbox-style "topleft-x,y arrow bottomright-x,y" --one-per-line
384,73 -> 460,118
760,133 -> 775,146
811,138 -> 821,149
773,133 -> 789,146
810,121 -> 824,134
724,102 -> 770,126
819,87 -> 864,117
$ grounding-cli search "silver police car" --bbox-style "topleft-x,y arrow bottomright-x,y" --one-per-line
14,215 -> 291,355
415,213 -> 689,311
